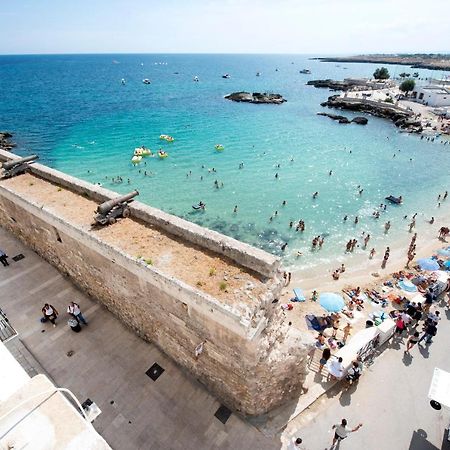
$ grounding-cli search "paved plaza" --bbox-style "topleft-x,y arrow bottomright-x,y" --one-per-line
0,227 -> 279,450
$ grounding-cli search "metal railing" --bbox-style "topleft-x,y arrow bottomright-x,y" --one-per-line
0,307 -> 18,343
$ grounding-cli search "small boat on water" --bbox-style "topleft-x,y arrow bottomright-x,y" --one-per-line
385,195 -> 403,204
193,76 -> 199,82
131,155 -> 142,164
222,73 -> 231,79
158,150 -> 169,159
134,146 -> 152,156
214,144 -> 224,151
299,69 -> 311,74
256,72 -> 261,77
142,79 -> 151,84
121,78 -> 126,85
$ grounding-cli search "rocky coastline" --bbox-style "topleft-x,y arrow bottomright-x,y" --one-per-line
224,92 -> 286,104
320,96 -> 422,133
317,112 -> 368,125
0,132 -> 15,150
307,79 -> 356,91
312,55 -> 450,71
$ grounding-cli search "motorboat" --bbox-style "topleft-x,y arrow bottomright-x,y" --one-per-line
222,73 -> 231,79
142,79 -> 151,84
299,69 -> 311,74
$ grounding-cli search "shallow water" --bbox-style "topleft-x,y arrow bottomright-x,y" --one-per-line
1,54 -> 449,270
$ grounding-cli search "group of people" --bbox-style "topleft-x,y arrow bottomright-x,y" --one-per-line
41,301 -> 88,329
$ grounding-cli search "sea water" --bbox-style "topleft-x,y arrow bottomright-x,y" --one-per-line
0,54 -> 449,271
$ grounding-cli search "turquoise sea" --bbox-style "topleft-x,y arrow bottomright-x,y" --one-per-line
1,54 -> 449,270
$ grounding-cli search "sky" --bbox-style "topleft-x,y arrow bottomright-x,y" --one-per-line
1,0 -> 449,55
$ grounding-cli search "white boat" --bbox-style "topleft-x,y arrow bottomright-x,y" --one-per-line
222,73 -> 231,79
299,69 -> 311,74
142,79 -> 151,84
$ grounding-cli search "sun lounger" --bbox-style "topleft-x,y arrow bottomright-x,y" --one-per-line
292,288 -> 306,302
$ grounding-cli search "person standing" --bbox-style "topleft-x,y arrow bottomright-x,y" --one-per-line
318,347 -> 331,373
331,419 -> 362,448
404,332 -> 420,354
42,304 -> 59,327
67,301 -> 88,325
0,249 -> 9,267
342,323 -> 352,343
418,321 -> 438,345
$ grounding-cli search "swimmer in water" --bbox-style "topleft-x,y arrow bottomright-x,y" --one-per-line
233,205 -> 238,213
312,192 -> 318,199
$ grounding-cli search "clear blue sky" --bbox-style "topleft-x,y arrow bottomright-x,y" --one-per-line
1,0 -> 449,54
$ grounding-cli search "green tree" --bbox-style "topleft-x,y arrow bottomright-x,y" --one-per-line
373,67 -> 390,80
399,79 -> 416,95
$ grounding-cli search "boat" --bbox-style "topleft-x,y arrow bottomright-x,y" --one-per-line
121,78 -> 126,85
299,69 -> 311,74
158,150 -> 168,159
159,134 -> 174,142
385,195 -> 403,204
222,74 -> 231,79
214,144 -> 224,151
256,72 -> 261,77
142,79 -> 151,84
193,76 -> 199,82
131,155 -> 142,164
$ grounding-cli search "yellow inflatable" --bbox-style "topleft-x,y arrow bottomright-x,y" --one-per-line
215,144 -> 224,151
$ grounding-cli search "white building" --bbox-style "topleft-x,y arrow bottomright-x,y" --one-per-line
0,341 -> 111,450
412,85 -> 450,107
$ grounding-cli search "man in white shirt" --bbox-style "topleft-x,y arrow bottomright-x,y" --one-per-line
331,419 -> 362,447
67,302 -> 88,325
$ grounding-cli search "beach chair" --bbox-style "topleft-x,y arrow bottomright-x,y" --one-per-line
292,288 -> 306,302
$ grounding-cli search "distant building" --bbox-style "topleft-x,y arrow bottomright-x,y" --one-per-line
411,85 -> 450,107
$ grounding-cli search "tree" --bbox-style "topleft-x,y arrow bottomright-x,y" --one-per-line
373,67 -> 390,80
399,79 -> 416,95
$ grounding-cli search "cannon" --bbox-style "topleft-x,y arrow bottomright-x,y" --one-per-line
94,190 -> 139,225
1,155 -> 39,179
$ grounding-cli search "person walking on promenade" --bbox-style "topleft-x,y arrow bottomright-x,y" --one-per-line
318,347 -> 331,373
331,419 -> 362,448
405,331 -> 420,354
42,303 -> 59,327
418,321 -> 438,345
0,249 -> 9,267
342,323 -> 352,343
67,301 -> 88,325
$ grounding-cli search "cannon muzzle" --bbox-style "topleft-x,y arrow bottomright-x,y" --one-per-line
2,155 -> 39,171
96,190 -> 139,215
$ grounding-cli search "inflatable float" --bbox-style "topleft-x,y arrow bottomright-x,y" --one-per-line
214,144 -> 224,151
134,147 -> 152,156
385,195 -> 403,204
159,134 -> 174,142
158,150 -> 168,159
131,155 -> 142,164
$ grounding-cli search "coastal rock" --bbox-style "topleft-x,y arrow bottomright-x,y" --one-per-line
0,131 -> 15,149
351,116 -> 368,125
320,95 -> 416,131
317,112 -> 368,125
224,92 -> 286,104
307,79 -> 352,91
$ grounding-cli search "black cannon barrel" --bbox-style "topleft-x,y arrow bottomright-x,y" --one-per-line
97,190 -> 139,215
2,155 -> 39,171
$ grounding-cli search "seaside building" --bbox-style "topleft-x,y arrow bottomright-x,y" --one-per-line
411,85 -> 450,107
0,340 -> 110,449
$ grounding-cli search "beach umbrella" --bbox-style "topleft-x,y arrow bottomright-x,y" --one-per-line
319,292 -> 345,312
417,258 -> 440,271
437,248 -> 450,258
444,260 -> 450,269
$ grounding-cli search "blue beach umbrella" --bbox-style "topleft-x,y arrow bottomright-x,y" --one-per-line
444,260 -> 450,269
319,292 -> 345,312
417,258 -> 440,271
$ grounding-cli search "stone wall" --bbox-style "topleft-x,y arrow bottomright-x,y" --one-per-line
0,152 -> 311,416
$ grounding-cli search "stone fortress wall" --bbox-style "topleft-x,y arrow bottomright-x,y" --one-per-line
0,149 -> 311,416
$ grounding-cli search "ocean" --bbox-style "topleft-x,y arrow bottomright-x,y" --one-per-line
0,54 -> 449,271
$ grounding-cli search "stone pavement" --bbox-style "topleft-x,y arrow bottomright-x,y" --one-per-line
0,226 -> 281,450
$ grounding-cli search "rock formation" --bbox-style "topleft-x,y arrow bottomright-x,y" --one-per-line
317,112 -> 368,125
0,132 -> 15,150
225,92 -> 286,104
320,95 -> 421,132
